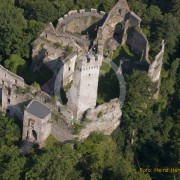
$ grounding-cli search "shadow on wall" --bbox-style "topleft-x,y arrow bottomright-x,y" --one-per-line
5,100 -> 32,121
113,22 -> 124,44
81,16 -> 107,40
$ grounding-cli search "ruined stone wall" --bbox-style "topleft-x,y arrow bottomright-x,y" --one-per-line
51,121 -> 73,142
96,0 -> 130,55
1,86 -> 32,120
62,53 -> 77,86
78,99 -> 122,140
148,41 -> 164,83
129,11 -> 141,27
126,27 -> 149,61
67,54 -> 103,119
0,65 -> 25,88
56,9 -> 105,34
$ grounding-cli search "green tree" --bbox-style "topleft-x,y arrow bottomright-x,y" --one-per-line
0,113 -> 20,146
0,145 -> 26,180
4,54 -> 27,75
0,1 -> 29,58
18,0 -> 58,23
25,144 -> 81,180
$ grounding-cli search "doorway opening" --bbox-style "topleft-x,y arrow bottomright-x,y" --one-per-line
32,130 -> 37,141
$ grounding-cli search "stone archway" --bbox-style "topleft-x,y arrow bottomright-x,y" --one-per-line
32,130 -> 37,141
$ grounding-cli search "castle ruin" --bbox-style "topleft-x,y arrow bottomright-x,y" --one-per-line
0,0 -> 164,145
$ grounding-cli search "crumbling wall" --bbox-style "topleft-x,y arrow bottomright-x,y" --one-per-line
78,98 -> 122,140
51,121 -> 73,142
126,27 -> 149,61
56,9 -> 105,34
0,65 -> 25,88
129,11 -> 141,27
62,53 -> 77,86
96,0 -> 130,55
148,41 -> 164,83
1,86 -> 32,120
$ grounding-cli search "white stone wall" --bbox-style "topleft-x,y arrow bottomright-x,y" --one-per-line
67,54 -> 102,119
62,53 -> 77,86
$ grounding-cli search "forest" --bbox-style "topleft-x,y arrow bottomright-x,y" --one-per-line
0,0 -> 179,179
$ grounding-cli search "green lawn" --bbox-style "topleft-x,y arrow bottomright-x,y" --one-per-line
97,44 -> 138,105
111,44 -> 139,66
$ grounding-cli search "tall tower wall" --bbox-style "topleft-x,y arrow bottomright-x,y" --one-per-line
67,54 -> 102,119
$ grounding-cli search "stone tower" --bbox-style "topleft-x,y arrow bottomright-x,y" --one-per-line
67,53 -> 103,119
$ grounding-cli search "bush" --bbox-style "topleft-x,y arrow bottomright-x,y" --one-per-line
97,111 -> 103,118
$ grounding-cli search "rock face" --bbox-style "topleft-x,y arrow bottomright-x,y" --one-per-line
78,99 -> 122,140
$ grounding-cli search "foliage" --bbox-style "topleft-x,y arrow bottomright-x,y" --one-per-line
0,145 -> 26,180
64,80 -> 73,92
0,1 -> 179,179
65,45 -> 73,56
4,54 -> 27,75
32,82 -> 40,91
0,113 -> 20,146
45,135 -> 59,149
97,111 -> 103,118
74,123 -> 83,135
0,1 -> 29,59
25,144 -> 81,179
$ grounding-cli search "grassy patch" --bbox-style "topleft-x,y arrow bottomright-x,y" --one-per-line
54,42 -> 62,48
100,61 -> 111,73
64,80 -> 73,92
74,123 -> 83,135
97,111 -> 103,118
111,44 -> 139,66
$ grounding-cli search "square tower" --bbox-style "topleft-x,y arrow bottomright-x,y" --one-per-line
22,100 -> 52,144
67,54 -> 103,119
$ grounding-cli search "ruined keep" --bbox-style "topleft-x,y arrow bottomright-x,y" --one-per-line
67,54 -> 103,119
0,0 -> 164,145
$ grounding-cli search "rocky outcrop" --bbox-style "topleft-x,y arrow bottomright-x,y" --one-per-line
78,98 -> 122,140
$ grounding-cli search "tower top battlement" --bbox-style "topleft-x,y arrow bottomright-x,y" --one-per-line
76,54 -> 103,69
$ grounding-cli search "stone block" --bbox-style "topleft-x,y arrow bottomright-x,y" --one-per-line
100,11 -> 106,15
91,8 -> 97,13
79,9 -> 85,13
64,14 -> 68,19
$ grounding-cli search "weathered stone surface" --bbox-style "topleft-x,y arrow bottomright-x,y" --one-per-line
0,0 -> 164,145
0,65 -> 25,88
78,99 -> 122,140
22,100 -> 52,144
67,54 -> 103,119
127,27 -> 149,62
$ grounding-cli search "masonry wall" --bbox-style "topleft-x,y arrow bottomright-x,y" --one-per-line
0,65 -> 25,88
126,27 -> 149,61
78,98 -> 122,140
62,53 -> 77,86
22,110 -> 52,144
67,54 -> 102,119
148,41 -> 164,82
56,10 -> 105,34
1,86 -> 32,119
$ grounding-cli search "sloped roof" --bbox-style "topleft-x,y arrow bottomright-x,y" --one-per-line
26,100 -> 51,119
